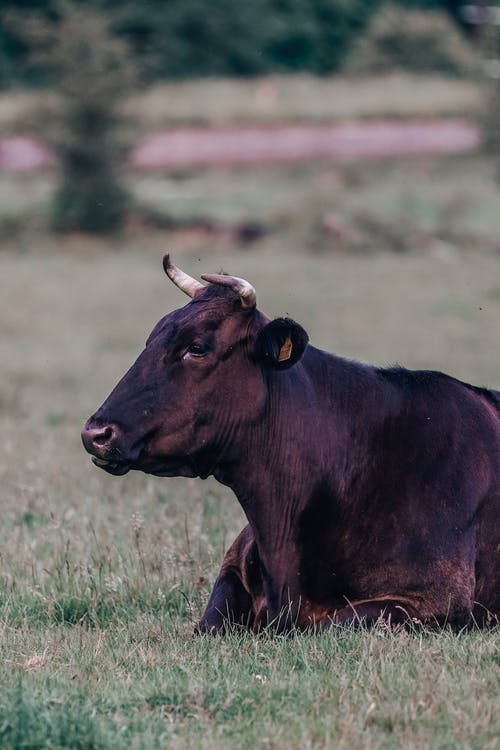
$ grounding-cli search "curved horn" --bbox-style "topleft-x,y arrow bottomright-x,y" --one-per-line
163,254 -> 204,299
201,273 -> 256,309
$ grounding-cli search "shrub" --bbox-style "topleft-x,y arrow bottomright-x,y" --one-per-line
344,3 -> 479,77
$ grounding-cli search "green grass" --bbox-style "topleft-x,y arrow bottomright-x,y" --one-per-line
0,240 -> 499,748
0,618 -> 498,749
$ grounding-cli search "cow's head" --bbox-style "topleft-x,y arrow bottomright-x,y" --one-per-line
81,256 -> 308,479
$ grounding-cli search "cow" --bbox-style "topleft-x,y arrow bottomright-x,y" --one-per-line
82,255 -> 500,633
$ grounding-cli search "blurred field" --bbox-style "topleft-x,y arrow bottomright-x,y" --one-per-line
4,155 -> 500,255
0,73 -> 482,135
0,73 -> 499,748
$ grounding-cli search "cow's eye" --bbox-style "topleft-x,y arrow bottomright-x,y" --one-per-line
183,342 -> 210,359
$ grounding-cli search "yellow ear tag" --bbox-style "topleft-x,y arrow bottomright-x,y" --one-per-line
278,336 -> 293,362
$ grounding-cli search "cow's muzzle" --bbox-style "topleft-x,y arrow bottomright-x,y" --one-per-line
81,420 -> 131,475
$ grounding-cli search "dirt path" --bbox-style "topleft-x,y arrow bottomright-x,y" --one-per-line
0,119 -> 479,172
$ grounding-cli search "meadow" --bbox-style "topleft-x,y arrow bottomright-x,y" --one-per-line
0,75 -> 499,748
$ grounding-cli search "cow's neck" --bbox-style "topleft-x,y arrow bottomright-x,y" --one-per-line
212,348 -> 391,620
215,447 -> 310,621
213,357 -> 335,613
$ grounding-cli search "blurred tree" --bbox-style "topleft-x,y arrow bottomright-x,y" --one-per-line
105,0 -> 381,77
1,0 -> 383,83
0,0 -> 472,86
345,3 -> 479,76
7,6 -> 135,233
0,0 -> 57,87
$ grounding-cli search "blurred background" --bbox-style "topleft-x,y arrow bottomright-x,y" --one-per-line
1,1 -> 500,613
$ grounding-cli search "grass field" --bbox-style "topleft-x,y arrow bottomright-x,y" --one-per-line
1,75 -> 499,749
2,241 -> 499,748
0,73 -> 482,134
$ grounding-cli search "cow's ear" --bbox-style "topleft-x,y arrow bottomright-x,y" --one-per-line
254,318 -> 308,370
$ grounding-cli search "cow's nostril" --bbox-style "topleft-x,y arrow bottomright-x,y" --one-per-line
93,425 -> 114,446
81,421 -> 121,454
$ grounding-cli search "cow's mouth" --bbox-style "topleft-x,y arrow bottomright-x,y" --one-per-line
91,456 -> 131,475
89,453 -> 194,478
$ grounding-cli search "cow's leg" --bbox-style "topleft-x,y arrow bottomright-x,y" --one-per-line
196,524 -> 266,634
196,569 -> 254,634
317,598 -> 420,630
317,595 -> 474,631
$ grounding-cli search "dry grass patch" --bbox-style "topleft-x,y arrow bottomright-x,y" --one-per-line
0,74 -> 483,135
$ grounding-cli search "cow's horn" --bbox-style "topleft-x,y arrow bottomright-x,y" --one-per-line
163,254 -> 205,298
201,273 -> 256,309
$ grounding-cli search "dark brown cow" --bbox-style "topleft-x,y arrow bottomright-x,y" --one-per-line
82,256 -> 500,632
